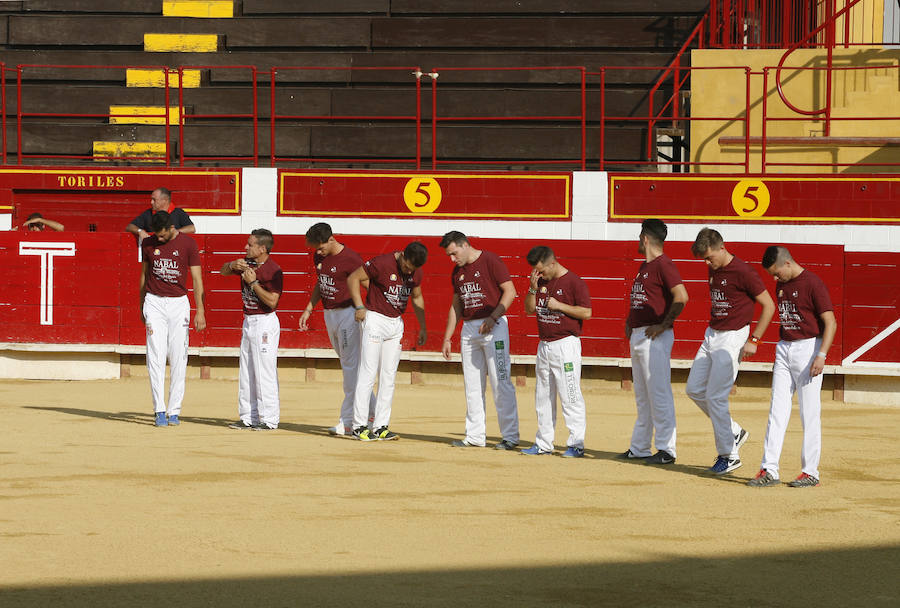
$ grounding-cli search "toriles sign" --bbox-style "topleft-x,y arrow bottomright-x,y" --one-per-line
278,171 -> 571,220
609,175 -> 900,224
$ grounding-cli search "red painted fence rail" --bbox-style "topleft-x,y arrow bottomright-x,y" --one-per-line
5,232 -> 896,367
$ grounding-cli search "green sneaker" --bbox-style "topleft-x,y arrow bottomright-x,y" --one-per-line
373,426 -> 399,441
354,427 -> 375,442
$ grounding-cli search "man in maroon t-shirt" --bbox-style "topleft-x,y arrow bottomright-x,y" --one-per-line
619,218 -> 688,465
221,229 -> 284,431
139,211 -> 206,427
439,231 -> 519,450
749,246 -> 836,489
347,241 -> 428,441
521,246 -> 592,457
300,223 -> 375,436
687,228 -> 775,476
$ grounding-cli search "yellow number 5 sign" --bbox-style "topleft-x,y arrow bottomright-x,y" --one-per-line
403,177 -> 442,213
731,180 -> 770,218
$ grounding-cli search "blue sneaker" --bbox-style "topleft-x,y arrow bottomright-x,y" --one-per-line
521,444 -> 552,455
167,415 -> 180,426
561,446 -> 585,458
154,412 -> 168,427
709,456 -> 741,475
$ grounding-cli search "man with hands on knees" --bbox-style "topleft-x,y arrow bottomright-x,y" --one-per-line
347,241 -> 428,442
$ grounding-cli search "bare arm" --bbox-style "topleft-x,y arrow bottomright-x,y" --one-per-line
524,269 -> 540,314
740,289 -> 776,361
547,298 -> 592,320
810,310 -> 837,377
178,225 -> 196,235
220,259 -> 250,276
126,223 -> 147,240
24,217 -> 64,231
189,265 -> 207,331
441,294 -> 463,360
411,286 -> 427,346
348,265 -> 368,321
299,283 -> 322,331
479,280 -> 517,335
241,268 -> 280,311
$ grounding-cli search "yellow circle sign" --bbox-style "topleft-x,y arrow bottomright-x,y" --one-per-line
731,180 -> 770,218
403,178 -> 442,214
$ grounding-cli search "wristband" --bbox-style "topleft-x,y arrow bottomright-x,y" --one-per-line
354,305 -> 365,310
249,280 -> 260,287
817,351 -> 827,359
527,288 -> 537,295
749,336 -> 760,344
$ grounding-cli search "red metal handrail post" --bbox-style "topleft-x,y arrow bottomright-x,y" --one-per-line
580,67 -> 586,171
176,67 -> 183,167
16,65 -> 22,165
709,0 -> 718,48
431,71 -> 438,169
251,66 -> 259,166
1,64 -> 6,165
599,68 -> 606,171
824,0 -> 835,136
744,66 -> 751,173
843,0 -> 850,47
724,0 -> 732,48
783,0 -> 791,48
414,68 -> 421,171
761,67 -> 769,173
269,68 -> 277,166
737,0 -> 744,47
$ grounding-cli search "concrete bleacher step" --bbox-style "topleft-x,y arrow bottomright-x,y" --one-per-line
92,141 -> 166,162
108,106 -> 184,125
126,68 -> 202,88
144,33 -> 219,52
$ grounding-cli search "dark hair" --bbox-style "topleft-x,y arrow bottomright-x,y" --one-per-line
641,218 -> 667,244
762,245 -> 792,269
439,231 -> 469,249
151,211 -> 173,232
154,187 -> 172,200
691,227 -> 725,257
403,241 -> 428,268
252,228 -> 274,253
527,245 -> 555,266
305,222 -> 333,245
26,212 -> 43,221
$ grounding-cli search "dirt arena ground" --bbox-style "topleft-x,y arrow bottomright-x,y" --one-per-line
1,376 -> 897,607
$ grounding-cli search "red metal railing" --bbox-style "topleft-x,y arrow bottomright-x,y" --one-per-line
428,66 -> 587,171
590,66 -> 753,172
269,66 -> 422,169
708,0 -> 886,49
175,65 -> 259,167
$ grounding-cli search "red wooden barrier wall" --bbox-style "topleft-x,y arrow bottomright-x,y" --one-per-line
4,232 -> 896,367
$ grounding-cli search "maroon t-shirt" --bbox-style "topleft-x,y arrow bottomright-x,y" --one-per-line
536,271 -> 591,341
775,269 -> 833,341
708,256 -> 767,331
451,250 -> 511,320
241,257 -> 283,315
314,246 -> 363,310
142,232 -> 201,298
363,252 -> 423,318
627,254 -> 683,328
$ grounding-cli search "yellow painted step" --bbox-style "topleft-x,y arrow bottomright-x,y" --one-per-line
144,33 -> 218,52
126,68 -> 201,88
93,142 -> 167,163
163,1 -> 234,18
110,106 -> 181,125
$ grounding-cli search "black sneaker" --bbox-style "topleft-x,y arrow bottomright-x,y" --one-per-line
747,469 -> 780,487
228,420 -> 252,430
373,426 -> 399,441
493,439 -> 519,451
645,450 -> 675,465
615,449 -> 649,460
353,426 -> 375,441
451,439 -> 482,447
252,423 -> 276,431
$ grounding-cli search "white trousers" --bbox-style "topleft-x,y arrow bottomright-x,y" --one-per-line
238,312 -> 281,428
324,306 -> 375,429
686,325 -> 748,458
533,335 -> 586,451
352,311 -> 404,430
761,337 -> 823,479
629,326 -> 677,457
460,316 -> 519,446
143,293 -> 189,416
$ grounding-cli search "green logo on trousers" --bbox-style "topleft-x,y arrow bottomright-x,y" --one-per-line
495,341 -> 504,349
564,362 -> 574,372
